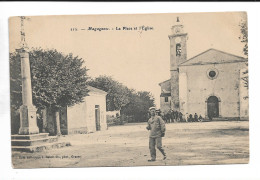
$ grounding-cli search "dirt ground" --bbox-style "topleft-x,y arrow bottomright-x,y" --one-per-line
12,121 -> 249,168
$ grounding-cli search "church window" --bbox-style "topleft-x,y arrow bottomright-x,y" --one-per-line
209,70 -> 216,78
176,43 -> 182,56
165,97 -> 168,102
207,68 -> 219,80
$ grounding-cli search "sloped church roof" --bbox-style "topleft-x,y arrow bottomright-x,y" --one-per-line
159,48 -> 247,85
179,48 -> 247,66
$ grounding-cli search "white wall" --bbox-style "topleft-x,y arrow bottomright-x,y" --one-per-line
179,72 -> 188,114
179,62 -> 247,118
67,100 -> 88,134
67,92 -> 107,134
240,67 -> 249,119
85,92 -> 107,132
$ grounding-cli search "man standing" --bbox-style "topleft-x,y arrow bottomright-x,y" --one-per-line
185,113 -> 189,122
194,113 -> 198,122
146,107 -> 166,162
179,111 -> 183,122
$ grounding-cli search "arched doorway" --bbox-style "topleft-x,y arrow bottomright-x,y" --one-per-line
207,96 -> 219,118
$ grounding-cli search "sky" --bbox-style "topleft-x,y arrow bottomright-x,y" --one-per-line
9,12 -> 247,108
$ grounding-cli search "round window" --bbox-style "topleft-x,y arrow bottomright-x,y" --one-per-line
207,68 -> 218,80
209,70 -> 216,78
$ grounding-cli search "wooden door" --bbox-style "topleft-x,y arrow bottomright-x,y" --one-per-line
95,105 -> 101,131
207,96 -> 219,118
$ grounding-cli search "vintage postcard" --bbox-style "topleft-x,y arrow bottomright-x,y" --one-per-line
9,12 -> 249,168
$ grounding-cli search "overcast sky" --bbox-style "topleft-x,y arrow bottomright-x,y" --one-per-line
9,12 -> 247,108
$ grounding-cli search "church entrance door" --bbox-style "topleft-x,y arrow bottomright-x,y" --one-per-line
207,96 -> 219,118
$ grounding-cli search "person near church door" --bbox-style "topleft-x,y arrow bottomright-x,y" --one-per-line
185,113 -> 189,122
189,114 -> 193,122
194,113 -> 198,122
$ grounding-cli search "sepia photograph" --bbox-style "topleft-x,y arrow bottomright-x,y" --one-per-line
9,12 -> 249,169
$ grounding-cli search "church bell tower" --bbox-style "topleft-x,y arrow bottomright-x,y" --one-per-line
168,17 -> 188,111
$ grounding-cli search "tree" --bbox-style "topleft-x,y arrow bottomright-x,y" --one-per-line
239,19 -> 248,57
121,90 -> 155,122
87,75 -> 130,111
239,19 -> 248,91
10,48 -> 89,134
88,76 -> 155,122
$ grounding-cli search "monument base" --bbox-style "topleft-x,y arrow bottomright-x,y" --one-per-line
11,133 -> 71,152
18,126 -> 39,135
19,105 -> 39,135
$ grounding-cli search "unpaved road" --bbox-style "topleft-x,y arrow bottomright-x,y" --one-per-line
12,121 -> 249,168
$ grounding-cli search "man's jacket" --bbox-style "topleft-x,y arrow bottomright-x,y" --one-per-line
147,115 -> 166,138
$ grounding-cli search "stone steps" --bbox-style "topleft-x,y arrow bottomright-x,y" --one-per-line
11,133 -> 71,152
11,136 -> 58,146
12,141 -> 71,152
212,117 -> 242,121
11,133 -> 49,140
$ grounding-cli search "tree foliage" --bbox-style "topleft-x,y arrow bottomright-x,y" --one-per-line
10,48 -> 90,112
239,19 -> 248,57
121,91 -> 155,122
239,19 -> 249,90
87,75 -> 130,111
88,76 -> 155,122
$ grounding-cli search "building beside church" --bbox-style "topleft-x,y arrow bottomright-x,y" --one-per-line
43,86 -> 107,135
159,18 -> 249,120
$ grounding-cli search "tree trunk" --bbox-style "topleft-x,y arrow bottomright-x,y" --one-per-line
55,110 -> 61,136
42,108 -> 47,133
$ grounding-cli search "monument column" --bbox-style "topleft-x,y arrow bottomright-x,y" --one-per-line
16,16 -> 39,135
17,49 -> 39,135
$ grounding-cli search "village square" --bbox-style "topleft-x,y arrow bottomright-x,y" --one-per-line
12,121 -> 248,168
9,12 -> 249,168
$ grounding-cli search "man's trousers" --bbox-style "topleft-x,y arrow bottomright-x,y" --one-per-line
149,137 -> 166,160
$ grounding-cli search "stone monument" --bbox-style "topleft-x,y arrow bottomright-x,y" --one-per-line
11,16 -> 70,152
16,18 -> 39,134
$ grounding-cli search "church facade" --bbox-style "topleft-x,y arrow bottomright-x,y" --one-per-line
159,18 -> 249,120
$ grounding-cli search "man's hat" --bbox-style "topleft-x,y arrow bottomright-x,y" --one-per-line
149,107 -> 156,111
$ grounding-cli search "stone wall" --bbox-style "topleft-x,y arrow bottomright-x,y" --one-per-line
179,72 -> 188,114
169,33 -> 188,111
170,70 -> 180,111
160,96 -> 171,114
169,34 -> 187,68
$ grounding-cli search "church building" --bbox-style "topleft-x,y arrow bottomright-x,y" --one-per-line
159,18 -> 249,120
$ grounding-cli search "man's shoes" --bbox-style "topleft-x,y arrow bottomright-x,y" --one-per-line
163,155 -> 167,160
148,159 -> 156,162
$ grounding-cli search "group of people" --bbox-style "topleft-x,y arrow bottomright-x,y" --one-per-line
158,109 -> 204,123
185,113 -> 204,122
